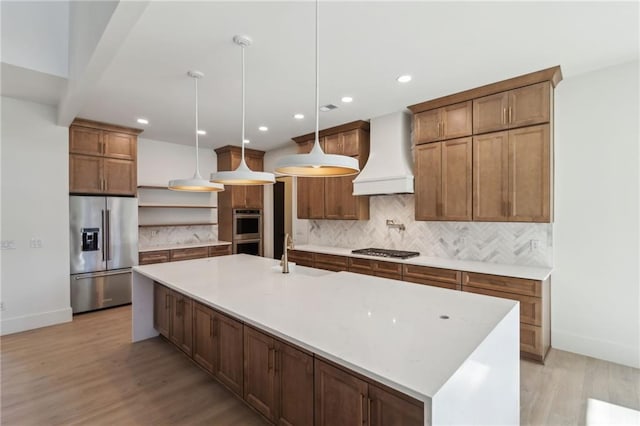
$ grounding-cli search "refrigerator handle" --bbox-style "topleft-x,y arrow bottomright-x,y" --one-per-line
101,210 -> 106,261
106,209 -> 111,261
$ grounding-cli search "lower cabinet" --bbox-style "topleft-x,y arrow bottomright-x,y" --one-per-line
213,311 -> 244,397
348,258 -> 402,280
169,292 -> 192,356
314,253 -> 349,272
244,326 -> 314,425
140,244 -> 231,265
287,250 -> 314,268
192,302 -> 215,372
153,283 -> 171,338
402,264 -> 462,291
315,359 -> 423,426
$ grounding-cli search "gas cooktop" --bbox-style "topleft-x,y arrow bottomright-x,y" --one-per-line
351,248 -> 420,259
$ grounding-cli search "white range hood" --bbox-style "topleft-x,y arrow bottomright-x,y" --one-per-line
353,111 -> 414,195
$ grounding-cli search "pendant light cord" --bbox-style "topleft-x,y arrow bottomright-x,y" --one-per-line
194,75 -> 201,177
314,0 -> 320,147
241,43 -> 247,165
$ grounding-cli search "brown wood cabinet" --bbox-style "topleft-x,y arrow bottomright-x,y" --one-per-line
293,121 -> 370,221
192,302 -> 215,372
314,253 -> 349,272
287,250 -> 314,268
153,283 -> 171,338
473,82 -> 551,134
139,244 -> 230,265
414,101 -> 472,144
209,245 -> 232,257
244,326 -> 314,425
473,124 -> 551,222
402,264 -> 462,291
415,137 -> 472,221
213,310 -> 244,396
462,271 -> 550,362
315,359 -> 423,426
139,250 -> 171,265
169,292 -> 193,356
69,119 -> 140,196
170,246 -> 209,261
348,258 -> 402,280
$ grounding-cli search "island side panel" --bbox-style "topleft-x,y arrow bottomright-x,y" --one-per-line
431,305 -> 519,425
131,270 -> 158,342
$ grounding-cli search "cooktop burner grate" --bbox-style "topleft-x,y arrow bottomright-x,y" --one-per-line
351,248 -> 420,259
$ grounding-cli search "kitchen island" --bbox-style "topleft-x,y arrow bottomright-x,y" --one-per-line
132,254 -> 519,426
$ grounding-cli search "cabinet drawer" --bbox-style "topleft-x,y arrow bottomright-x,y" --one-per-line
403,264 -> 461,285
170,247 -> 209,261
463,286 -> 542,326
139,250 -> 171,265
405,277 -> 460,291
373,260 -> 402,280
348,257 -> 374,275
314,253 -> 348,272
288,250 -> 314,268
520,323 -> 544,360
209,245 -> 231,257
463,272 -> 541,297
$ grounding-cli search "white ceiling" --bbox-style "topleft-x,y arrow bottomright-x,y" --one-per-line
7,2 -> 640,152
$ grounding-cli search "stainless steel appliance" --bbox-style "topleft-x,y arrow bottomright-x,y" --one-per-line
351,248 -> 420,259
233,209 -> 262,256
70,196 -> 138,313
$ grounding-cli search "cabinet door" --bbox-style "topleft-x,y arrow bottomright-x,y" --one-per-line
192,302 -> 215,372
244,326 -> 277,421
103,158 -> 136,195
170,247 -> 209,261
315,359 -> 368,426
509,82 -> 551,128
275,341 -> 314,426
213,311 -> 244,396
414,143 -> 441,220
153,283 -> 171,338
70,154 -> 104,194
70,126 -> 103,156
324,175 -> 343,219
169,293 -> 192,356
441,101 -> 472,140
301,177 -> 325,219
508,124 -> 550,222
441,137 -> 472,220
323,134 -> 342,154
244,155 -> 264,209
139,250 -> 171,265
473,91 -> 509,134
414,109 -> 441,145
341,130 -> 360,156
473,131 -> 509,221
369,385 -> 423,426
103,132 -> 136,160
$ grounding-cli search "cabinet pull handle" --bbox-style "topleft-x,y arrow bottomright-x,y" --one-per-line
274,349 -> 279,373
441,121 -> 445,136
367,397 -> 372,426
361,394 -> 367,425
508,107 -> 512,124
502,108 -> 506,125
209,316 -> 213,337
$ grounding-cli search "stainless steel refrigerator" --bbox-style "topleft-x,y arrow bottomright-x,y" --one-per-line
69,196 -> 138,313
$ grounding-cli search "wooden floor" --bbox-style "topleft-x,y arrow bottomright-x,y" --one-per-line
1,306 -> 639,425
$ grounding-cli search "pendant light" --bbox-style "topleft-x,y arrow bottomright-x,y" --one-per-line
168,71 -> 225,192
210,36 -> 275,185
274,0 -> 359,177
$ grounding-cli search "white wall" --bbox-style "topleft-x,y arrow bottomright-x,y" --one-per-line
1,96 -> 71,334
554,60 -> 639,368
1,1 -> 70,77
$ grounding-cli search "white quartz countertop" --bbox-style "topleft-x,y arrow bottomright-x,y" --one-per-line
133,254 -> 517,401
139,241 -> 231,252
294,244 -> 552,281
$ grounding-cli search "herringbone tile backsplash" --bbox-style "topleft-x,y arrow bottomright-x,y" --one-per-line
306,194 -> 552,267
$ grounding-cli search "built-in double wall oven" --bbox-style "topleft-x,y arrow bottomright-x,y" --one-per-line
232,209 -> 262,256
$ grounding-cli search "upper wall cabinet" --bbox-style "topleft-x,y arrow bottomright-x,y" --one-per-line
414,101 -> 472,145
408,66 -> 561,223
473,82 -> 551,134
293,121 -> 370,221
69,118 -> 141,196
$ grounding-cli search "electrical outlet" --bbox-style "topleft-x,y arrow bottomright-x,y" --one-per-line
1,240 -> 16,250
530,240 -> 540,251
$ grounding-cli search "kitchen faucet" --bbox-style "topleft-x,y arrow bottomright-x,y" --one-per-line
281,233 -> 294,273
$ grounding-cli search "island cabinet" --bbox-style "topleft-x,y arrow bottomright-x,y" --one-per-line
169,291 -> 193,356
294,121 -> 370,221
315,359 -> 423,426
414,137 -> 472,221
402,264 -> 462,291
462,272 -> 550,362
69,118 -> 141,196
243,326 -> 314,425
348,258 -> 403,280
153,283 -> 171,338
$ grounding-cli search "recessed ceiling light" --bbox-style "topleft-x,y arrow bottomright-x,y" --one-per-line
258,126 -> 268,132
341,96 -> 353,103
197,129 -> 206,135
397,75 -> 412,83
294,113 -> 305,119
243,139 -> 250,144
137,118 -> 149,125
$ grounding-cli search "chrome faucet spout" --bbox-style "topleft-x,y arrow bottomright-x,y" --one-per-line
281,233 -> 294,273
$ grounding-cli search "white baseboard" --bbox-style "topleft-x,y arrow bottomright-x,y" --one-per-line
0,307 -> 73,336
552,328 -> 640,369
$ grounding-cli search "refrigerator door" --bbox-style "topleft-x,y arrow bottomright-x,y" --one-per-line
106,197 -> 138,270
70,196 -> 107,274
70,269 -> 132,313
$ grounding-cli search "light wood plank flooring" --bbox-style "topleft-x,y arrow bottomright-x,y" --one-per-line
2,306 -> 639,425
